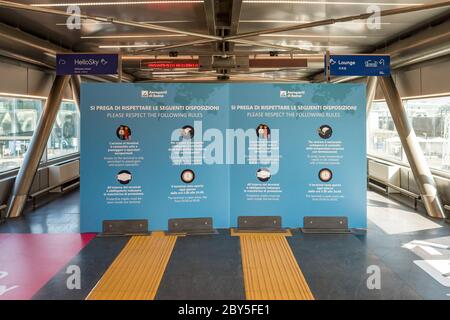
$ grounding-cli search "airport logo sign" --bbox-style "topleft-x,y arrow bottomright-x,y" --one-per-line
56,53 -> 119,75
326,54 -> 390,77
279,90 -> 305,98
140,90 -> 168,98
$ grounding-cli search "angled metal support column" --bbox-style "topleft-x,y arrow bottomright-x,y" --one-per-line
366,76 -> 378,120
6,75 -> 71,218
379,75 -> 445,219
71,75 -> 81,112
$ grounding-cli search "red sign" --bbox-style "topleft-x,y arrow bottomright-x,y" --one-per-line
141,59 -> 199,69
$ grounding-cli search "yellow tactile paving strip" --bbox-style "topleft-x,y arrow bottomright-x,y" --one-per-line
87,232 -> 176,300
230,228 -> 292,237
239,234 -> 314,300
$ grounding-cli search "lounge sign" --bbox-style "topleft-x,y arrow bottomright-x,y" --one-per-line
326,54 -> 390,77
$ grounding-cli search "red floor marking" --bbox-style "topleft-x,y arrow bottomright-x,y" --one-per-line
0,233 -> 95,300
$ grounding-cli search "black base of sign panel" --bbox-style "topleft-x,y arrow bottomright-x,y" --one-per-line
301,216 -> 351,234
101,219 -> 149,236
237,216 -> 284,232
167,217 -> 217,235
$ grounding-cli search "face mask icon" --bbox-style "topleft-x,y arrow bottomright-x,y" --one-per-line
117,170 -> 132,184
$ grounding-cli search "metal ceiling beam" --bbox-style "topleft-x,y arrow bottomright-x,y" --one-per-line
366,76 -> 378,120
0,22 -> 135,82
224,1 -> 450,41
0,49 -> 53,69
224,0 -> 243,53
71,75 -> 81,112
0,0 -> 319,56
0,0 -> 221,41
135,0 -> 315,55
379,75 -> 445,219
7,75 -> 71,218
135,1 -> 450,56
203,0 -> 217,41
134,37 -> 319,55
312,17 -> 450,82
0,22 -> 66,55
135,37 -> 317,54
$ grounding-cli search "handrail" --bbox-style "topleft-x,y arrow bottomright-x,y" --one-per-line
29,175 -> 80,198
368,175 -> 421,208
28,175 -> 79,209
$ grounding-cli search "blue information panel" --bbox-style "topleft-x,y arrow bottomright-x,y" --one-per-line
80,83 -> 366,232
327,54 -> 390,76
56,53 -> 118,75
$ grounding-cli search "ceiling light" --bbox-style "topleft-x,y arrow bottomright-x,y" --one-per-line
98,44 -> 165,48
32,1 -> 203,7
0,92 -> 74,102
242,1 -> 423,6
82,34 -> 186,39
260,34 -> 368,38
241,20 -> 393,25
302,45 -> 349,48
56,22 -> 112,26
152,71 -> 188,75
57,20 -> 191,27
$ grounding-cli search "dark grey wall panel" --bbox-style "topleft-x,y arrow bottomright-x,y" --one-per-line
435,176 -> 450,205
400,167 -> 409,190
396,69 -> 421,98
408,171 -> 420,194
0,61 -> 73,99
373,59 -> 450,101
421,60 -> 450,96
39,167 -> 49,189
0,62 -> 27,95
30,170 -> 40,194
27,68 -> 54,97
0,177 -> 14,204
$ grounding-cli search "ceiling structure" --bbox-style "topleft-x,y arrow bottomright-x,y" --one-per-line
0,0 -> 449,81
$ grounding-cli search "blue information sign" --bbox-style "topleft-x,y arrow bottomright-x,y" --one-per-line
80,83 -> 367,232
327,54 -> 390,77
56,53 -> 118,75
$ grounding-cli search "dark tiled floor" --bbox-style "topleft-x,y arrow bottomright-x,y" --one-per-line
1,187 -> 450,300
0,189 -> 80,233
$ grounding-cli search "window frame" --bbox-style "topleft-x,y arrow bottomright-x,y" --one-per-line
0,94 -> 79,177
368,93 -> 450,176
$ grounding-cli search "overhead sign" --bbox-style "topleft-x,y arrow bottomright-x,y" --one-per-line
56,53 -> 119,75
140,59 -> 199,69
326,54 -> 390,77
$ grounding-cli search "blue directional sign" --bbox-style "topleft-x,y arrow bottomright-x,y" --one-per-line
326,54 -> 390,77
56,53 -> 119,75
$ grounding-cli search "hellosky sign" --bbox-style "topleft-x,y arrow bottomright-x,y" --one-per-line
56,53 -> 119,75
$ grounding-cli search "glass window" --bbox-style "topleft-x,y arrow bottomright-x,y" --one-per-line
367,101 -> 403,162
368,96 -> 450,173
0,96 -> 42,172
404,96 -> 450,172
47,101 -> 79,160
